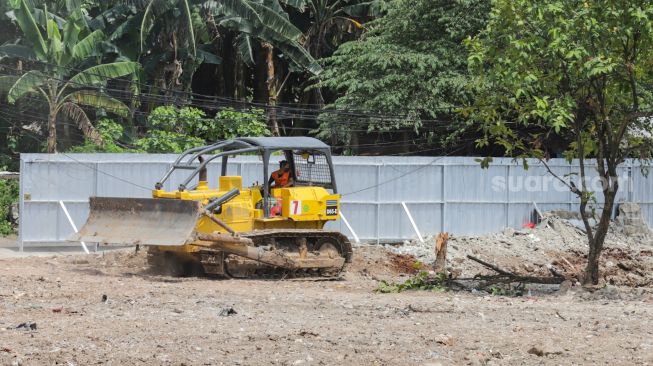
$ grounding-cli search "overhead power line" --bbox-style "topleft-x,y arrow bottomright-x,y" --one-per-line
0,59 -> 471,126
0,105 -> 479,151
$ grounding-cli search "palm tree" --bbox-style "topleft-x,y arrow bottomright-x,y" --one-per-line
207,0 -> 322,134
1,0 -> 139,153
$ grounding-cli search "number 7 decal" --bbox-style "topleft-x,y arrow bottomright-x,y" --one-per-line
291,200 -> 302,215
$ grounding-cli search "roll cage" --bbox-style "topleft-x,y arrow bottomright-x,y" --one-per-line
155,137 -> 338,218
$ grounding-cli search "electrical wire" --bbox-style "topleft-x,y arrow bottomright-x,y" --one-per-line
2,57 -> 464,111
0,61 -> 473,126
340,144 -> 469,197
0,93 -> 469,150
0,105 -> 480,157
0,79 -> 466,133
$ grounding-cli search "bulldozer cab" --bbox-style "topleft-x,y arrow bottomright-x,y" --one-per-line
155,137 -> 338,218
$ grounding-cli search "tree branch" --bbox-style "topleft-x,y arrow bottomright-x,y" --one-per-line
538,157 -> 578,194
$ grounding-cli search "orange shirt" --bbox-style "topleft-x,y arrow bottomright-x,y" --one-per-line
271,170 -> 291,187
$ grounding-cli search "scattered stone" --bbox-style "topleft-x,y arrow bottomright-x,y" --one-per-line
527,346 -> 563,357
434,334 -> 455,346
617,261 -> 633,271
298,330 -> 319,338
15,322 -> 37,331
559,280 -> 573,293
527,346 -> 544,357
502,227 -> 516,237
218,307 -> 237,316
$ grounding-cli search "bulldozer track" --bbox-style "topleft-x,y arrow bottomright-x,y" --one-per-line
198,229 -> 353,279
241,229 -> 353,262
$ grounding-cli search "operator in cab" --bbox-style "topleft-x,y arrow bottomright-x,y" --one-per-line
268,160 -> 294,188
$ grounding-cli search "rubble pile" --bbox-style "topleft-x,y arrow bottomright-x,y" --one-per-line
389,203 -> 653,286
615,202 -> 653,236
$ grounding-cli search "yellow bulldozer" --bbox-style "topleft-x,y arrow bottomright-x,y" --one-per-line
72,137 -> 352,277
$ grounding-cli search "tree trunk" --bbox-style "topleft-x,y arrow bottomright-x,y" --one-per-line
581,163 -> 619,285
434,232 -> 449,274
222,33 -> 234,98
584,238 -> 601,285
62,117 -> 71,148
234,55 -> 245,100
349,130 -> 359,155
263,43 -> 279,136
47,109 -> 57,153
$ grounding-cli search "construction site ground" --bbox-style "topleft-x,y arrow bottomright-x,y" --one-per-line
1,244 -> 652,366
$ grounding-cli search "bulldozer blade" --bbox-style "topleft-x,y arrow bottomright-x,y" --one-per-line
70,197 -> 202,246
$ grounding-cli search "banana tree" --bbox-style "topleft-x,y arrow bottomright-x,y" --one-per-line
212,0 -> 319,133
210,0 -> 322,74
135,0 -> 321,131
1,0 -> 140,153
299,0 -> 380,59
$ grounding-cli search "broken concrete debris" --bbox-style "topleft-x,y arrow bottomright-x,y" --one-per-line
615,202 -> 653,236
387,207 -> 653,286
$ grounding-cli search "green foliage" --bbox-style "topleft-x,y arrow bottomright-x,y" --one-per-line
0,179 -> 19,236
488,284 -> 523,297
67,119 -> 127,152
375,271 -> 447,293
134,130 -> 205,153
467,0 -> 653,164
66,106 -> 270,153
299,0 -> 382,59
147,105 -> 208,133
0,0 -> 365,161
213,108 -> 270,139
2,0 -> 140,152
317,0 -> 489,142
133,106 -> 269,153
134,106 -> 207,152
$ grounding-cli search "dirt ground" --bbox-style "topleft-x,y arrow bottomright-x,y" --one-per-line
1,246 -> 652,366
